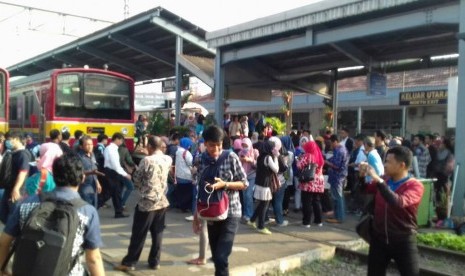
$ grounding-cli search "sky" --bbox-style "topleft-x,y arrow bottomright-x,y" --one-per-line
0,0 -> 323,68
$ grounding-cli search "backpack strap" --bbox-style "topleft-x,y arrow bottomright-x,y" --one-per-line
36,169 -> 49,195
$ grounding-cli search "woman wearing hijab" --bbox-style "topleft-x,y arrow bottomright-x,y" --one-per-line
293,136 -> 309,212
175,137 -> 194,212
239,137 -> 259,224
297,140 -> 325,228
249,140 -> 278,235
268,136 -> 289,227
281,135 -> 295,216
232,138 -> 243,155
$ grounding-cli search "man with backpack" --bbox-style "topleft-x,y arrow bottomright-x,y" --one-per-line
192,125 -> 248,276
0,153 -> 105,276
0,131 -> 32,224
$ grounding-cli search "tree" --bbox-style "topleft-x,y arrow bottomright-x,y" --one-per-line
265,116 -> 286,135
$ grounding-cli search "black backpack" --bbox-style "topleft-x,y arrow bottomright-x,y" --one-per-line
197,151 -> 229,204
9,192 -> 87,276
93,144 -> 105,171
0,151 -> 13,189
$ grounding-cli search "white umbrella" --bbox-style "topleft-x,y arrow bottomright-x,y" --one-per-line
182,102 -> 209,116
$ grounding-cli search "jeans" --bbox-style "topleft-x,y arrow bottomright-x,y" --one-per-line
241,175 -> 255,219
207,217 -> 240,276
121,177 -> 134,207
122,207 -> 166,267
271,181 -> 286,224
80,192 -> 98,209
330,182 -> 345,222
0,190 -> 16,224
368,234 -> 419,276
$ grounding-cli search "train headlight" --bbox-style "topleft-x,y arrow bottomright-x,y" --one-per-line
121,128 -> 128,135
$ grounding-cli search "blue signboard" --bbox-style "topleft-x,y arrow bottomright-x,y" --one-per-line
368,72 -> 387,96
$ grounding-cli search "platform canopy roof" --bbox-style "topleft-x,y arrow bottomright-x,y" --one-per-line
206,0 -> 460,98
6,6 -> 216,82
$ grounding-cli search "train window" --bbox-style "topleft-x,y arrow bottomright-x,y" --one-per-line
9,97 -> 17,120
56,74 -> 81,107
83,74 -> 130,110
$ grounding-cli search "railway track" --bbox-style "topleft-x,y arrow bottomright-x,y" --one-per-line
271,220 -> 465,276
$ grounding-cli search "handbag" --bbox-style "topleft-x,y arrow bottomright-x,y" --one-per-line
299,163 -> 317,182
197,188 -> 229,221
270,173 -> 281,193
356,213 -> 373,243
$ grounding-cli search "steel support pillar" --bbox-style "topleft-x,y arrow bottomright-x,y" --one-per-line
451,0 -> 465,217
175,36 -> 183,126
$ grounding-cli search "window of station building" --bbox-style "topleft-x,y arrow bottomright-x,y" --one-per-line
361,109 -> 402,136
337,110 -> 357,134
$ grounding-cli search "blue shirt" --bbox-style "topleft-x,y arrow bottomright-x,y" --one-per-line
328,145 -> 348,186
4,187 -> 103,275
78,150 -> 98,193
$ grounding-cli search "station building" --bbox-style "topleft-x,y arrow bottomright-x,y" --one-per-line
196,65 -> 454,138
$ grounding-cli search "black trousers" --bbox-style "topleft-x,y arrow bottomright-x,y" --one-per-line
104,168 -> 124,215
122,207 -> 166,267
368,234 -> 419,276
301,191 -> 322,225
207,217 -> 239,276
250,200 -> 270,229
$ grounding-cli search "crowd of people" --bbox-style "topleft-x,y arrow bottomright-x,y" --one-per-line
0,110 -> 456,275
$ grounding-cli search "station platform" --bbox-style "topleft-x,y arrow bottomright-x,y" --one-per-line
101,193 -> 365,276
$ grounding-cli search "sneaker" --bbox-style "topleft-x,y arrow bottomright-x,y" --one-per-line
247,221 -> 257,229
148,264 -> 160,270
325,218 -> 341,224
115,264 -> 135,271
265,218 -> 275,225
185,215 -> 194,221
316,223 -> 323,227
256,227 -> 272,235
276,220 -> 289,227
303,224 -> 311,228
240,217 -> 250,224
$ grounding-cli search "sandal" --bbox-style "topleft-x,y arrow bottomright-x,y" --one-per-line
187,258 -> 206,265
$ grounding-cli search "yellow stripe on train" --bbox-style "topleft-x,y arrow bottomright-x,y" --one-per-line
44,121 -> 135,139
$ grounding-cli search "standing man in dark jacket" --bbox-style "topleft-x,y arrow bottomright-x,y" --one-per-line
365,146 -> 424,276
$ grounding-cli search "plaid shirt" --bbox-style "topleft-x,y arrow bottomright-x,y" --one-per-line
197,150 -> 248,218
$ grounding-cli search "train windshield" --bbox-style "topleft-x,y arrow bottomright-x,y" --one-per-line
56,73 -> 132,120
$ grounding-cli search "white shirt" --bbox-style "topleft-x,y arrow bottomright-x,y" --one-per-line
103,142 -> 127,177
175,148 -> 193,180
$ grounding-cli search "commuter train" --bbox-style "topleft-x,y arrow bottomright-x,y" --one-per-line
0,68 -> 8,133
9,67 -> 135,149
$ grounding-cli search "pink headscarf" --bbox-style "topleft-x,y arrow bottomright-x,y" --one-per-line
233,138 -> 243,151
240,137 -> 259,174
37,142 -> 63,172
